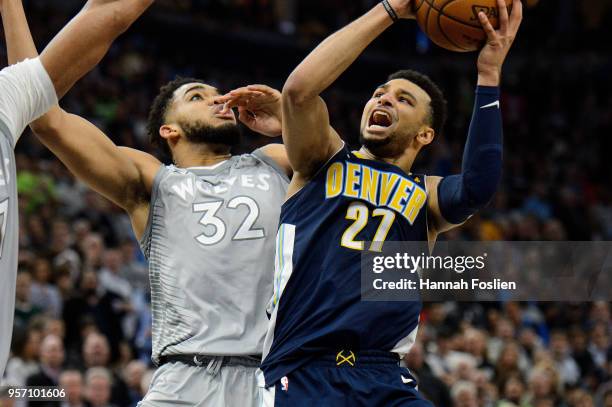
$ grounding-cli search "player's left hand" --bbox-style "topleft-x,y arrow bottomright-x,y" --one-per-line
214,85 -> 282,137
476,0 -> 523,86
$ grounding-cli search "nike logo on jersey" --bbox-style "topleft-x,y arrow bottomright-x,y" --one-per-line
401,375 -> 414,384
480,100 -> 500,109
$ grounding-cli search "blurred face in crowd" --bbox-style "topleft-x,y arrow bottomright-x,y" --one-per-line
465,329 -> 486,358
163,83 -> 240,154
24,329 -> 42,360
550,332 -> 569,357
452,385 -> 478,407
503,375 -> 524,402
33,258 -> 52,283
60,371 -> 84,404
83,333 -> 110,367
530,369 -> 554,398
360,79 -> 434,159
15,272 -> 32,302
103,249 -> 123,273
86,373 -> 111,407
40,335 -> 65,369
123,360 -> 146,391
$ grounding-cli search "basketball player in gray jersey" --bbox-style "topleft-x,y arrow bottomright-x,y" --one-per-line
0,0 -> 153,379
6,1 -> 292,405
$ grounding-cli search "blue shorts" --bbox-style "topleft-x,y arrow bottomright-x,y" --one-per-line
260,351 -> 433,407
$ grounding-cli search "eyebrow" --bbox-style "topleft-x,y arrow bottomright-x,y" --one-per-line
375,84 -> 418,104
183,85 -> 208,97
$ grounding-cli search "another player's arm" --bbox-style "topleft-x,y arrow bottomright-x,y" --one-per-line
1,0 -> 158,235
427,0 -> 523,237
281,0 -> 414,191
39,0 -> 153,98
215,85 -> 292,177
30,110 -> 160,237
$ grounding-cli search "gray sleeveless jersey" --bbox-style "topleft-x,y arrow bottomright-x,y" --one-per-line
140,150 -> 288,364
0,122 -> 18,378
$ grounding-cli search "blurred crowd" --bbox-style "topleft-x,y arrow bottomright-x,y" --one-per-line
1,0 -> 611,406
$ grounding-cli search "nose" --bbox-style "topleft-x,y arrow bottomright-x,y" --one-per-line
377,93 -> 393,107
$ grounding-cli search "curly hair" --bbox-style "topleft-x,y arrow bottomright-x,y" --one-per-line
387,70 -> 448,138
146,76 -> 206,160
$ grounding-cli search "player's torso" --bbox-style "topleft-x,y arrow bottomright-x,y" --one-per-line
262,147 -> 427,383
141,153 -> 288,360
0,127 -> 17,274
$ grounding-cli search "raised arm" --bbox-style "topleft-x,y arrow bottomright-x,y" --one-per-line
427,0 -> 523,236
40,0 -> 153,98
1,0 -> 160,237
281,0 -> 413,183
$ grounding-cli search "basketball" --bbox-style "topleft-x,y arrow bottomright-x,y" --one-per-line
415,0 -> 513,52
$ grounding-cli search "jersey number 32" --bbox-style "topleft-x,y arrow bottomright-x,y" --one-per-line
193,196 -> 264,246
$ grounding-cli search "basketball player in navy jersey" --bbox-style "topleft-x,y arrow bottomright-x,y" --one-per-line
254,0 -> 522,404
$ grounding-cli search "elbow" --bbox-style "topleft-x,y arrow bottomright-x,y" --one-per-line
30,108 -> 64,138
282,73 -> 316,107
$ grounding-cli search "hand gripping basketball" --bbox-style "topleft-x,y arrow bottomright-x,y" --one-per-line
476,0 -> 523,86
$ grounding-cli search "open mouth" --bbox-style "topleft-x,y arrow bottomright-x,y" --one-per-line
368,109 -> 393,130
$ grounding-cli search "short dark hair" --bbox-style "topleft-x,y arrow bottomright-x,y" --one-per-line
387,70 -> 447,138
147,76 -> 206,160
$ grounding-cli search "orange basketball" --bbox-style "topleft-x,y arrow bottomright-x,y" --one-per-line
414,0 -> 513,52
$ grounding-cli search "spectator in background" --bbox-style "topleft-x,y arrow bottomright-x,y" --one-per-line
451,381 -> 478,407
26,335 -> 65,407
59,370 -> 87,407
121,361 -> 146,407
29,258 -> 62,318
81,334 -> 129,407
3,328 -> 41,387
14,271 -> 43,329
404,341 -> 452,407
549,330 -> 580,386
84,368 -> 116,407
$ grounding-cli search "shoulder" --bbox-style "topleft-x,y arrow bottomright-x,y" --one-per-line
251,144 -> 292,178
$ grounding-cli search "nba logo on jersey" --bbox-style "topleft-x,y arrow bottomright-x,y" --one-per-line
280,376 -> 289,392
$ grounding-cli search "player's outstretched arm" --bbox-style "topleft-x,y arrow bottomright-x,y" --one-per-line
39,0 -> 153,98
282,0 -> 414,181
1,0 -> 158,234
428,0 -> 523,235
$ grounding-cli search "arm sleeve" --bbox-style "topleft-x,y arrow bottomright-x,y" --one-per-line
437,86 -> 503,224
0,57 -> 58,147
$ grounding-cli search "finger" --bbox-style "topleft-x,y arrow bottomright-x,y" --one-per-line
509,0 -> 523,33
238,107 -> 256,125
213,94 -> 232,104
246,84 -> 278,95
497,0 -> 509,33
478,12 -> 498,41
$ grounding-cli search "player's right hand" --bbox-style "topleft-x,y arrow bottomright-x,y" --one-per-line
387,0 -> 415,20
214,85 -> 283,137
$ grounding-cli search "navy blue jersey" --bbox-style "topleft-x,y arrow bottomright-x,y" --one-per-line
261,146 -> 428,386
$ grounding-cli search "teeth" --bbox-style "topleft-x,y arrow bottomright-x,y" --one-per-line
371,110 -> 392,127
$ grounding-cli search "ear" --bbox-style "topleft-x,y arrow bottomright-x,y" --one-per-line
416,127 -> 435,147
159,124 -> 181,143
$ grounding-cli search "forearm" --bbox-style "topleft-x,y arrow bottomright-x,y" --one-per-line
1,0 -> 38,64
284,3 -> 393,100
40,0 -> 153,98
437,86 -> 503,224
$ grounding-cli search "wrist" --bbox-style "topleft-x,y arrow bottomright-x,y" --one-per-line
477,69 -> 501,87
